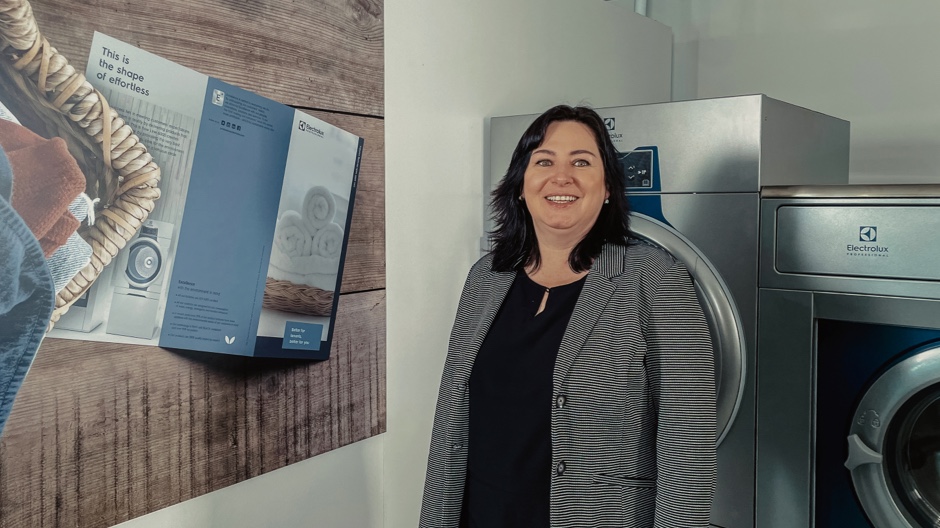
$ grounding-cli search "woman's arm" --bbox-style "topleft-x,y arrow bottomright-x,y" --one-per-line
646,261 -> 717,528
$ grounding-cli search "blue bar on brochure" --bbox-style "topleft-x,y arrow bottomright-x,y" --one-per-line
281,321 -> 323,351
158,79 -> 294,356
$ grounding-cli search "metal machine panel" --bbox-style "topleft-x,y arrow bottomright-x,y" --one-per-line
775,206 -> 940,281
597,96 -> 763,193
760,97 -> 851,188
756,288 -> 815,528
761,192 -> 940,299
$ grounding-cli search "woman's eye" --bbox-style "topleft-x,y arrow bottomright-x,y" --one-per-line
573,159 -> 590,167
535,159 -> 552,167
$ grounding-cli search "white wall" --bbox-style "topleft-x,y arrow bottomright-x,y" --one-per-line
384,2 -> 671,527
649,0 -> 940,184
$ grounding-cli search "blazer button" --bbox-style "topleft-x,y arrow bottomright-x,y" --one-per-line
556,461 -> 566,476
451,443 -> 463,451
556,394 -> 566,409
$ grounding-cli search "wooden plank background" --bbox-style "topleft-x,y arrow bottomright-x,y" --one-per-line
0,0 -> 385,526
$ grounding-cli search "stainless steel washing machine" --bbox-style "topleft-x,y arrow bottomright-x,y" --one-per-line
757,185 -> 940,528
489,95 -> 850,528
106,219 -> 175,339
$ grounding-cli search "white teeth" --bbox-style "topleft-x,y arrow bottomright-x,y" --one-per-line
546,195 -> 577,203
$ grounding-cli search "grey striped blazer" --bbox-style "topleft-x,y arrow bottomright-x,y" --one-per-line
420,241 -> 717,528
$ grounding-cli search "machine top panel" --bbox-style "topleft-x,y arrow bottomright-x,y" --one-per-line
488,94 -> 849,197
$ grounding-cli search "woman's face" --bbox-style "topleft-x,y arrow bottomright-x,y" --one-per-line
522,120 -> 609,245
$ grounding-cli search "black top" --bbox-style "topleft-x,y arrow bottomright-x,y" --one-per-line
462,270 -> 587,528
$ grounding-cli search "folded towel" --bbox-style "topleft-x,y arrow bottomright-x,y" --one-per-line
312,222 -> 344,259
273,210 -> 314,258
269,244 -> 340,276
302,186 -> 335,232
266,266 -> 338,292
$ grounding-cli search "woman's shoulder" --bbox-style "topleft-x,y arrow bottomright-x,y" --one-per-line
468,253 -> 495,277
619,238 -> 680,273
462,253 -> 504,290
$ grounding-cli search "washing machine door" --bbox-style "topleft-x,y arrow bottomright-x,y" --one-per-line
629,213 -> 746,445
125,237 -> 163,288
846,344 -> 940,528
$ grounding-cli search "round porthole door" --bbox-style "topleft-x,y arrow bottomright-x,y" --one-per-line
629,213 -> 747,446
845,344 -> 940,528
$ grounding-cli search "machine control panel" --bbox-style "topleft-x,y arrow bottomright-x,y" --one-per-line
618,148 -> 655,189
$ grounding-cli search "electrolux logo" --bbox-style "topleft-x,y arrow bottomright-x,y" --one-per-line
298,120 -> 324,138
602,117 -> 622,141
846,225 -> 888,257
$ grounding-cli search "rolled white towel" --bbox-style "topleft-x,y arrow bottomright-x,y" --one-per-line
267,266 -> 338,291
313,222 -> 344,259
269,244 -> 341,276
273,210 -> 313,257
302,186 -> 335,232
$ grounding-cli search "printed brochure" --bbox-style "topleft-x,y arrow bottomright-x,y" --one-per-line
47,33 -> 363,359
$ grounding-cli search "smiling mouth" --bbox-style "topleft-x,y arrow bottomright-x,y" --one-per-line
545,195 -> 578,203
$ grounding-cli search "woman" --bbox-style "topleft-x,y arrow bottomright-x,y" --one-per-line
420,105 -> 716,527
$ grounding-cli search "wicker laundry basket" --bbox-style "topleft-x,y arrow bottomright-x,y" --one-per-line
0,0 -> 161,327
263,278 -> 334,317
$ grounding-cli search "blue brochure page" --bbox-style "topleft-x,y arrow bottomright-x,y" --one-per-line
159,79 -> 293,355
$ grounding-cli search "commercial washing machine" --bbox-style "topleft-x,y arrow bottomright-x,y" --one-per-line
757,185 -> 940,528
106,219 -> 175,339
489,95 -> 850,527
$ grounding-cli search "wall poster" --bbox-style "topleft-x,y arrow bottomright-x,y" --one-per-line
0,2 -> 385,525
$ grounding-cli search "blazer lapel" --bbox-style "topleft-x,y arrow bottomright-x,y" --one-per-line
453,266 -> 515,381
553,243 -> 626,393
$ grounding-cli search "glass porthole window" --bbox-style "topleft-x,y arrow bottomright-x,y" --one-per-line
886,386 -> 940,527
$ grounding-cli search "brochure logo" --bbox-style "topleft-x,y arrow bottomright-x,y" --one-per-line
859,226 -> 877,242
224,335 -> 235,345
212,89 -> 225,107
298,120 -> 324,138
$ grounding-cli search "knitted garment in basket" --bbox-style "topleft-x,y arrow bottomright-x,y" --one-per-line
0,119 -> 85,257
0,143 -> 55,437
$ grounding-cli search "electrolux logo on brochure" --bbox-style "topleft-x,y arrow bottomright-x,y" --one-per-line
846,225 -> 889,257
212,89 -> 225,107
298,120 -> 324,138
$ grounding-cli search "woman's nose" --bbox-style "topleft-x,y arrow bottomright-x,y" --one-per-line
551,165 -> 573,184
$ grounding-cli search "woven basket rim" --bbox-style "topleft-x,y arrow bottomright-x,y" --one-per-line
0,0 -> 162,329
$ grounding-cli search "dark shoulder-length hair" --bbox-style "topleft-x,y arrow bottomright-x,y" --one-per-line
489,104 -> 631,273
